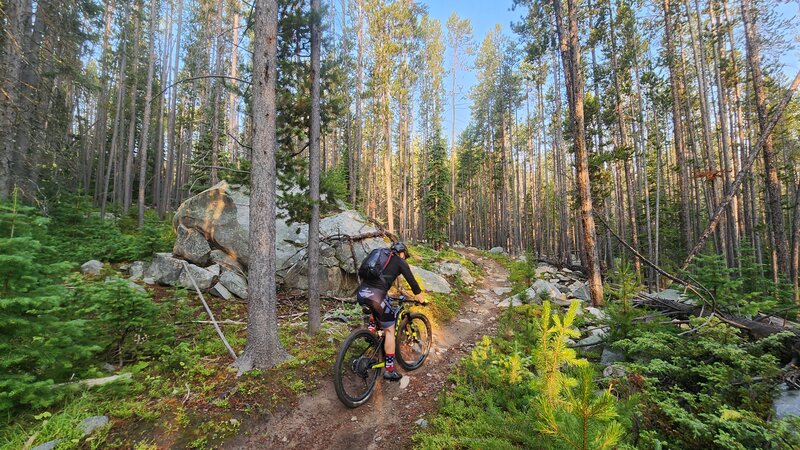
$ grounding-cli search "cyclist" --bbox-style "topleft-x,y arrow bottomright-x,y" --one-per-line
356,241 -> 423,381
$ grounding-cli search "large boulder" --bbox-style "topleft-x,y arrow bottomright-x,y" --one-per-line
146,253 -> 185,286
173,181 -> 251,267
408,265 -> 451,294
488,246 -> 504,254
173,224 -> 212,265
436,261 -> 475,285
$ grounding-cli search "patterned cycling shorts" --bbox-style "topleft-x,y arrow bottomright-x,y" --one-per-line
356,286 -> 395,328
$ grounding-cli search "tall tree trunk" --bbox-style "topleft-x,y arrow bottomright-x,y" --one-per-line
555,0 -> 604,305
228,1 -> 241,161
384,87 -> 394,234
741,0 -> 790,275
161,0 -> 184,216
210,0 -> 225,186
307,0 -> 321,336
351,0 -> 363,206
235,0 -> 290,374
14,0 -> 44,190
138,0 -> 160,227
0,0 -> 24,198
123,0 -> 143,213
608,1 -> 641,274
663,0 -> 693,253
100,14 -> 130,219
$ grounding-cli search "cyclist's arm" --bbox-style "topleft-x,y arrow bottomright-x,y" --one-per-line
399,259 -> 423,296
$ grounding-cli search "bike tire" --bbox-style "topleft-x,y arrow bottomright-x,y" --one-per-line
333,329 -> 382,408
396,313 -> 432,371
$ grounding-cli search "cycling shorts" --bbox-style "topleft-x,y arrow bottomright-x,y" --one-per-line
356,286 -> 395,329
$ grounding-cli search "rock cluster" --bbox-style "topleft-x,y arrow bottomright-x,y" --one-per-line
119,181 -> 457,299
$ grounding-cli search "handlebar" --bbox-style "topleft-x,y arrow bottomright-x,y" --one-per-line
388,295 -> 428,305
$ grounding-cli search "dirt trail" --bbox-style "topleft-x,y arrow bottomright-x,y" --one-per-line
224,252 -> 510,450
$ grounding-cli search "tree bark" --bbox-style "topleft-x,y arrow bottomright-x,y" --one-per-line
741,0 -> 790,275
555,0 -> 604,305
235,0 -> 290,374
0,0 -> 24,198
161,0 -> 184,216
307,0 -> 322,336
138,0 -> 160,227
123,0 -> 143,213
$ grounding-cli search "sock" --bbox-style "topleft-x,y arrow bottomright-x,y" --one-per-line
385,353 -> 395,372
368,315 -> 376,332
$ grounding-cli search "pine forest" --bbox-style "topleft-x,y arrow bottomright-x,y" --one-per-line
1,0 -> 799,448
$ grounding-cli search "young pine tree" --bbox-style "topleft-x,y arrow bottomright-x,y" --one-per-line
422,130 -> 453,249
0,194 -> 98,414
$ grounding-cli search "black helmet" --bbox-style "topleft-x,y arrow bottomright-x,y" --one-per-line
390,241 -> 409,257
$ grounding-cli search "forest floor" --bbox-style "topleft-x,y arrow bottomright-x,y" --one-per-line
223,251 -> 510,449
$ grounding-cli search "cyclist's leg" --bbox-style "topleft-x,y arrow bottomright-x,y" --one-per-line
376,295 -> 402,380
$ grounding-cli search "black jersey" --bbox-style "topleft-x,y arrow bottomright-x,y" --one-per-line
361,253 -> 422,295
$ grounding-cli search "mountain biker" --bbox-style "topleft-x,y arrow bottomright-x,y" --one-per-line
356,241 -> 424,381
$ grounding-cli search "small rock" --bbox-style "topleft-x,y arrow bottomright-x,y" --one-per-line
206,264 -> 221,276
535,265 -> 557,277
459,319 -> 471,324
603,365 -> 626,378
143,277 -> 156,285
79,415 -> 109,436
586,306 -> 608,322
32,440 -> 61,450
282,436 -> 288,443
146,253 -> 185,286
128,261 -> 146,280
577,333 -> 603,348
351,416 -> 358,422
220,271 -> 248,299
399,376 -> 411,390
653,288 -> 687,301
415,418 -> 428,428
600,347 -> 625,366
392,396 -> 399,401
210,282 -> 233,300
178,263 -> 216,291
492,287 -> 513,296
81,260 -> 103,275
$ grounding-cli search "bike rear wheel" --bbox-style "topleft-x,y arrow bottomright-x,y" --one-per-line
333,329 -> 382,408
396,313 -> 432,371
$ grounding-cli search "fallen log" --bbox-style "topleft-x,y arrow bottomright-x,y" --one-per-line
634,293 -> 800,343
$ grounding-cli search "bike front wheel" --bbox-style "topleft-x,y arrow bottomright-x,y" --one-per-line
333,329 -> 382,408
396,313 -> 432,371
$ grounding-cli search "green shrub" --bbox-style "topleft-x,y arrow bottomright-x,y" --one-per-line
613,317 -> 796,449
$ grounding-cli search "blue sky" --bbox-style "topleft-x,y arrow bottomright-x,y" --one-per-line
424,0 -> 522,143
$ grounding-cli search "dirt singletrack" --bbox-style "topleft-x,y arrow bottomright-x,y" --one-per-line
224,251 -> 511,450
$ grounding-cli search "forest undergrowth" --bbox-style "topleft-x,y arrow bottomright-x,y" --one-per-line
414,254 -> 800,450
0,195 -> 477,449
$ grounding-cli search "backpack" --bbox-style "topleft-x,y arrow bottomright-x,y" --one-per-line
358,248 -> 393,281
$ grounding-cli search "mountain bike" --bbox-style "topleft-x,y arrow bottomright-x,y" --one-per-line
333,296 -> 432,408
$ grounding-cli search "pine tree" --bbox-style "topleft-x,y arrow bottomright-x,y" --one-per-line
422,130 -> 452,249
